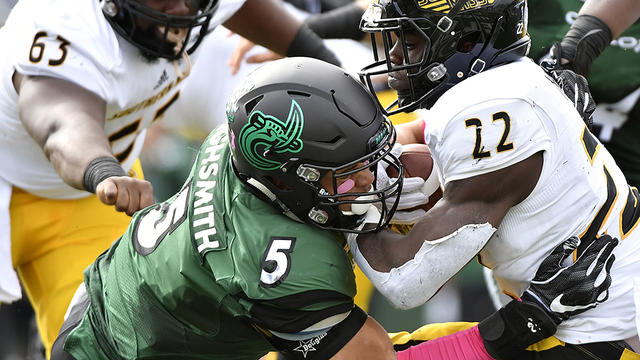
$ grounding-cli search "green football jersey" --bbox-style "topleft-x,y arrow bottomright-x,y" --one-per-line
528,1 -> 640,187
65,125 -> 357,360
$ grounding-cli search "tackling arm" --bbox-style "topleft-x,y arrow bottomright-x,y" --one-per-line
580,0 -> 640,39
553,0 -> 640,77
353,152 -> 542,309
222,0 -> 298,56
16,74 -> 154,215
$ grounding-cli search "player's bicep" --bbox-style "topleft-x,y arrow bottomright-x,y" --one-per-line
440,150 -> 543,227
18,75 -> 106,147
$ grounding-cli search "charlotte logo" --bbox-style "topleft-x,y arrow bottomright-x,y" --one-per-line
238,99 -> 304,170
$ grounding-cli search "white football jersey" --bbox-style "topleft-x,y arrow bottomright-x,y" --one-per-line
424,58 -> 640,344
0,0 -> 244,199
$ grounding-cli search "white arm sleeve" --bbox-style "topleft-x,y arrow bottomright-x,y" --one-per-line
348,223 -> 496,310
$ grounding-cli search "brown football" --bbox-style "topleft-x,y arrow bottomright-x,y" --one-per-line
386,143 -> 442,212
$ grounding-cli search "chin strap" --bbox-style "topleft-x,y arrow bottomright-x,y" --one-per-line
245,177 -> 304,223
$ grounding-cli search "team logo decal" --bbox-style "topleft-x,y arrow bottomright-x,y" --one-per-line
293,333 -> 327,358
417,0 -> 495,13
238,99 -> 304,170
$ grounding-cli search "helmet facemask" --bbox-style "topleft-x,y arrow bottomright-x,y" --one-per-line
226,58 -> 405,234
360,4 -> 449,115
359,0 -> 531,115
232,115 -> 403,234
303,120 -> 404,233
101,0 -> 218,60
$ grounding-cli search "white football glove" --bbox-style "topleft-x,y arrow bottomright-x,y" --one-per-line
376,144 -> 440,225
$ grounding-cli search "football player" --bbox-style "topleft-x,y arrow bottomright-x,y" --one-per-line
51,58 -> 616,360
485,0 -> 640,333
0,0 -> 343,356
353,0 -> 640,358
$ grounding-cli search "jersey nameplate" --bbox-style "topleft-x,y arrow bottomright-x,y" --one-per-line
193,127 -> 228,254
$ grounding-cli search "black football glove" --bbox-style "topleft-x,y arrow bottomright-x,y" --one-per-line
521,235 -> 617,325
480,235 -> 617,359
540,43 -> 596,130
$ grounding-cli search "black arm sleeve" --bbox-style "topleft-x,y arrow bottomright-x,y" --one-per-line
559,14 -> 612,76
304,3 -> 366,40
286,25 -> 341,66
260,305 -> 367,360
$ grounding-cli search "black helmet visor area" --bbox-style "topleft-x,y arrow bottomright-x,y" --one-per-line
311,118 -> 404,234
108,0 -> 218,60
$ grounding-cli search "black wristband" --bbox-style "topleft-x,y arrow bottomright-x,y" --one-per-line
286,25 -> 341,67
479,299 -> 557,360
304,3 -> 365,40
82,156 -> 126,193
560,14 -> 612,75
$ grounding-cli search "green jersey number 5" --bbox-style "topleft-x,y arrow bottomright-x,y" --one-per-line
133,184 -> 191,255
260,237 -> 296,288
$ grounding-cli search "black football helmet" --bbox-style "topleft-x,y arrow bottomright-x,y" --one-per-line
359,0 -> 530,114
100,0 -> 218,60
227,57 -> 403,233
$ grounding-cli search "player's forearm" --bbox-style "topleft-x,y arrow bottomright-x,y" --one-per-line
224,0 -> 340,66
304,2 -> 366,40
223,0 -> 298,56
351,221 -> 495,309
580,0 -> 640,38
17,75 -> 113,190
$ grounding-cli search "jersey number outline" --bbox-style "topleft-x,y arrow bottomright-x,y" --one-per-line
579,127 -> 640,245
260,237 -> 296,288
108,91 -> 181,163
132,183 -> 190,256
465,111 -> 514,159
29,31 -> 70,66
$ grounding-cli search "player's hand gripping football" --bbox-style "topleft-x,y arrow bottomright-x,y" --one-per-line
540,42 -> 596,129
96,176 -> 155,216
521,235 -> 618,324
376,143 -> 432,224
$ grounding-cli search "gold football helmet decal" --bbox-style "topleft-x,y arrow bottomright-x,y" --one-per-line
417,0 -> 495,14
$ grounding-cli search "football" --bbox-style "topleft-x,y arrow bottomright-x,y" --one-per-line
386,143 -> 442,212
